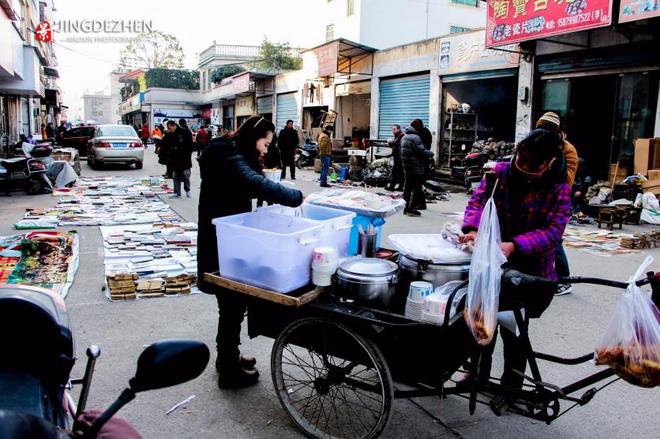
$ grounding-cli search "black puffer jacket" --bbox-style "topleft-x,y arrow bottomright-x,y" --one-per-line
196,137 -> 304,294
401,126 -> 434,176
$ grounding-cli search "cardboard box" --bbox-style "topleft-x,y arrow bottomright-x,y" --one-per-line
634,138 -> 660,176
648,169 -> 660,181
643,178 -> 660,196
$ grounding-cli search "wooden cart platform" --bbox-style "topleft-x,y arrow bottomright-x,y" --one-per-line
203,272 -> 323,307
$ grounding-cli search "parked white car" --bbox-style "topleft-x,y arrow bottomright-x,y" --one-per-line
87,125 -> 144,169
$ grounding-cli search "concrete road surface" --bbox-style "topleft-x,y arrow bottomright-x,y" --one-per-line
0,149 -> 658,439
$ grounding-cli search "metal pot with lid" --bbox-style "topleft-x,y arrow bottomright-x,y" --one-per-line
398,254 -> 470,289
335,257 -> 399,309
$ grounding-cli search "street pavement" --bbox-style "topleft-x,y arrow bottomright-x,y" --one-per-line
0,147 -> 658,439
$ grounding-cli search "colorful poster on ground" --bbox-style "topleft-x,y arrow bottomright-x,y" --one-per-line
618,0 -> 660,23
0,231 -> 79,298
486,0 -> 614,47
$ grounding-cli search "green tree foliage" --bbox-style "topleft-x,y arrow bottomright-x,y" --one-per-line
118,31 -> 185,70
210,65 -> 245,84
254,38 -> 302,73
145,68 -> 200,90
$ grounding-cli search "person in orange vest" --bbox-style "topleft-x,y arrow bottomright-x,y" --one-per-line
151,125 -> 163,150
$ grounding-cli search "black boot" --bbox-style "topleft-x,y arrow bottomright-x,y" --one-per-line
217,365 -> 260,389
240,355 -> 256,370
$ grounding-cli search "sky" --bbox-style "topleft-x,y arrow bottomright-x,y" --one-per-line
54,0 -> 324,118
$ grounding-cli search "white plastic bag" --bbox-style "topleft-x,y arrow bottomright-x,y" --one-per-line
594,256 -> 660,387
464,197 -> 507,346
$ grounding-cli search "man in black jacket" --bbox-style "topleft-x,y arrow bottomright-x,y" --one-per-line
386,124 -> 405,191
278,120 -> 299,180
162,120 -> 193,198
401,124 -> 434,217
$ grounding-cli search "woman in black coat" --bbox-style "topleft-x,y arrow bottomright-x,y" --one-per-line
197,115 -> 303,389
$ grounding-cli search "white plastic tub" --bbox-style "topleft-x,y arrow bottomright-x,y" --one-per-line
213,211 -> 323,293
260,204 -> 355,256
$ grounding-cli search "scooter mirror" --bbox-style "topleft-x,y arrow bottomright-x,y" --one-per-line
129,340 -> 209,393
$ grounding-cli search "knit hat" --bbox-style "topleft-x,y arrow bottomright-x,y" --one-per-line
536,112 -> 560,129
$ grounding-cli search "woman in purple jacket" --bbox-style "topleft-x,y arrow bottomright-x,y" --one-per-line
459,128 -> 571,389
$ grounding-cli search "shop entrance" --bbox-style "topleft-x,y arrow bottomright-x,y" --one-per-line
303,106 -> 329,137
441,75 -> 518,168
336,93 -> 370,147
539,71 -> 658,180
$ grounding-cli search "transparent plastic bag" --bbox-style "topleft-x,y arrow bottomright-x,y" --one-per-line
594,256 -> 660,388
464,197 -> 507,346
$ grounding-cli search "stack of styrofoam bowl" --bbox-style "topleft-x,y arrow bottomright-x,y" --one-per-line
422,286 -> 467,326
405,281 -> 433,321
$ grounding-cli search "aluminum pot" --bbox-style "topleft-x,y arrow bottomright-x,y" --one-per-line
398,254 -> 470,289
335,257 -> 399,309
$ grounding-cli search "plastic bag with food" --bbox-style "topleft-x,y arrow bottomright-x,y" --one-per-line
594,255 -> 660,388
464,196 -> 507,346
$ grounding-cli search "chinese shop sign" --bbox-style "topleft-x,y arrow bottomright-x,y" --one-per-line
439,30 -> 520,75
619,0 -> 660,23
486,0 -> 613,47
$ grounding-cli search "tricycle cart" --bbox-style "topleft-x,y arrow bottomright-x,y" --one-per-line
204,268 -> 660,439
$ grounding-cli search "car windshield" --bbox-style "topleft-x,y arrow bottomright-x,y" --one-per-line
98,126 -> 136,137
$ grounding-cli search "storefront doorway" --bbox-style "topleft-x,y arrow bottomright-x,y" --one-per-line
539,71 -> 658,179
440,75 -> 518,168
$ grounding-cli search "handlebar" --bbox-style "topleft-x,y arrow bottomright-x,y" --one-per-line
562,271 -> 660,308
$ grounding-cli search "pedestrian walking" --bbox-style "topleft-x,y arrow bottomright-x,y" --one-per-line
459,128 -> 570,389
162,120 -> 193,198
318,125 -> 333,187
139,123 -> 149,145
411,119 -> 432,210
151,125 -> 162,151
535,111 -> 579,296
197,115 -> 303,389
40,124 -> 48,140
157,124 -> 173,179
401,123 -> 434,217
195,123 -> 210,158
386,124 -> 405,191
278,120 -> 299,180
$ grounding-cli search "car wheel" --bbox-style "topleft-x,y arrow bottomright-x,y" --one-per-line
135,161 -> 143,170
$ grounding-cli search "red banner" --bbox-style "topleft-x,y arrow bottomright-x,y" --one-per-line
485,0 -> 613,47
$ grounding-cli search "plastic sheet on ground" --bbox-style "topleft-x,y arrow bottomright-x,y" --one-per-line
0,231 -> 79,298
306,189 -> 405,217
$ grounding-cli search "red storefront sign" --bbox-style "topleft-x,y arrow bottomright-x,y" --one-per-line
485,0 -> 613,47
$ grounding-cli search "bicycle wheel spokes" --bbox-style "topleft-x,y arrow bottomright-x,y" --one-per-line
272,318 -> 393,439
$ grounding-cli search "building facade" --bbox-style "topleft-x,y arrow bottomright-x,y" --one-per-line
1,0 -> 61,150
320,0 -> 486,49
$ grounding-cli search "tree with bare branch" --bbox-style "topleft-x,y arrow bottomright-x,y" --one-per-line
117,31 -> 185,70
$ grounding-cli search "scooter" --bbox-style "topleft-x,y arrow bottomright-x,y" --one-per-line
0,156 -> 49,195
295,142 -> 319,169
0,285 -> 209,438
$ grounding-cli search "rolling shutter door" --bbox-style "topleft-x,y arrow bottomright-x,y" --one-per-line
276,93 -> 298,130
378,75 -> 430,139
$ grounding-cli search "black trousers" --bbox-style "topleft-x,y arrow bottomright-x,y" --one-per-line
215,293 -> 247,368
478,326 -> 528,389
281,162 -> 295,180
403,173 -> 424,211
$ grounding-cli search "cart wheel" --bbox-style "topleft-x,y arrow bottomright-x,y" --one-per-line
272,318 -> 393,439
